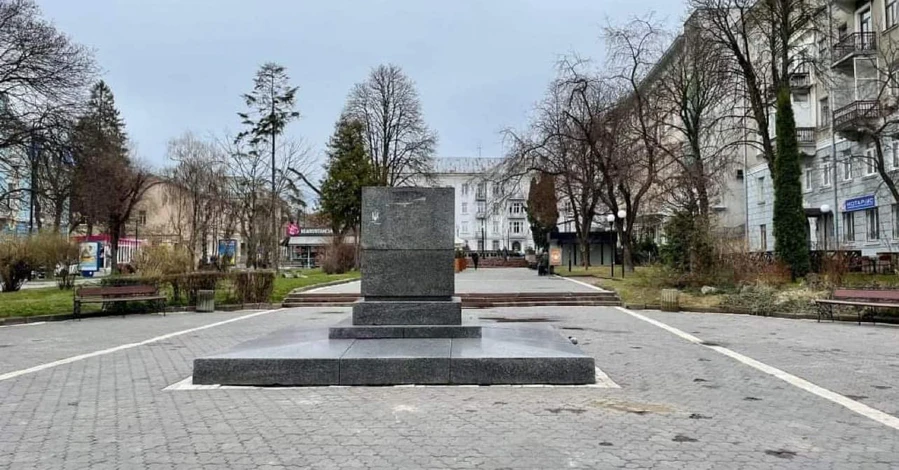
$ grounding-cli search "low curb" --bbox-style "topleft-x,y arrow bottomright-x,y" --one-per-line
285,276 -> 360,296
624,304 -> 899,325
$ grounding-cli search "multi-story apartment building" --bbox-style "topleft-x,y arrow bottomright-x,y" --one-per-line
746,0 -> 899,256
423,157 -> 535,253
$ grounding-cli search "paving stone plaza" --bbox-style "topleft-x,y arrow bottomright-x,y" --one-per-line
0,269 -> 897,469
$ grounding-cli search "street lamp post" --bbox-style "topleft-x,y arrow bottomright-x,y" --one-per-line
617,210 -> 627,278
606,214 -> 615,277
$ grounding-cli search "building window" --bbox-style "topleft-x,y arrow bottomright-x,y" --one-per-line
461,183 -> 469,196
492,240 -> 500,251
842,160 -> 852,181
893,204 -> 899,239
461,202 -> 468,214
867,208 -> 880,240
756,176 -> 765,203
477,182 -> 487,198
461,221 -> 469,234
510,201 -> 524,215
819,97 -> 830,127
822,163 -> 832,187
492,203 -> 500,215
137,210 -> 147,226
760,225 -> 767,251
865,146 -> 877,176
893,141 -> 899,168
843,212 -> 855,242
888,0 -> 898,29
493,183 -> 503,196
477,201 -> 485,214
511,221 -> 522,234
492,220 -> 500,234
562,201 -> 572,213
804,167 -> 813,192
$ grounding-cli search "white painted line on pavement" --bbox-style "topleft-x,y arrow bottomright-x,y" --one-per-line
557,275 -> 611,292
0,308 -> 283,383
613,306 -> 899,432
0,322 -> 47,329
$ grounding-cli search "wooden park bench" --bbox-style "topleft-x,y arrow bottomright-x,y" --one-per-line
73,285 -> 166,319
815,289 -> 899,325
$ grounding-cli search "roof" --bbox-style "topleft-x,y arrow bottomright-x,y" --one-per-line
431,157 -> 504,174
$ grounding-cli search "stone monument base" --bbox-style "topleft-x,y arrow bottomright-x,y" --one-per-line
192,322 -> 596,386
352,297 -> 462,325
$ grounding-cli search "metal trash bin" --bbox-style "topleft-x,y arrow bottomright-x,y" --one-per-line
196,289 -> 215,313
660,289 -> 679,312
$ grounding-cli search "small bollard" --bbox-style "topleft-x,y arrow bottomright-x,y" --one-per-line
660,289 -> 680,312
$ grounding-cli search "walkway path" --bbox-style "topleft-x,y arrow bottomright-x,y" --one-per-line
1,276 -> 898,468
315,267 -> 606,294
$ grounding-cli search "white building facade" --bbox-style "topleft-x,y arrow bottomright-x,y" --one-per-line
424,157 -> 535,253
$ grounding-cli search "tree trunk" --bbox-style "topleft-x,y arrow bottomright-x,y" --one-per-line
874,139 -> 899,204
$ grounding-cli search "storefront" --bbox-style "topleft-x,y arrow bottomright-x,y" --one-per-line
284,227 -> 355,269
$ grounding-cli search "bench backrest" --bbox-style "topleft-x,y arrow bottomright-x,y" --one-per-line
832,289 -> 899,302
76,285 -> 158,298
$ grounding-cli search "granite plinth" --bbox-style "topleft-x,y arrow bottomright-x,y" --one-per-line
329,317 -> 481,339
360,249 -> 454,298
192,322 -> 596,386
341,339 -> 451,385
361,187 -> 454,250
352,298 -> 462,325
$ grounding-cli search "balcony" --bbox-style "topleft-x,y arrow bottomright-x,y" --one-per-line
475,191 -> 486,201
832,32 -> 876,67
796,127 -> 815,145
789,71 -> 811,91
475,211 -> 487,219
833,100 -> 882,130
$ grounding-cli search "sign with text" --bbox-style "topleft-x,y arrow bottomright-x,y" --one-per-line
844,195 -> 876,212
549,248 -> 562,266
296,227 -> 332,235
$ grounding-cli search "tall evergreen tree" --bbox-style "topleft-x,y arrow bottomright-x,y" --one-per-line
236,63 -> 300,268
319,117 -> 374,237
526,173 -> 559,252
71,81 -> 151,273
773,88 -> 809,279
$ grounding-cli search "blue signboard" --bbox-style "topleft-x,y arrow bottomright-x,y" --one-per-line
844,195 -> 876,212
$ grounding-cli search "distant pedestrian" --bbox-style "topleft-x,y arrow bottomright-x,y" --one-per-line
471,252 -> 480,270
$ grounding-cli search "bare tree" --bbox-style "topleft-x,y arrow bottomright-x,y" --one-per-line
165,132 -> 227,267
0,0 -> 95,161
685,0 -> 825,171
651,22 -> 742,224
344,64 -> 437,186
221,133 -> 311,268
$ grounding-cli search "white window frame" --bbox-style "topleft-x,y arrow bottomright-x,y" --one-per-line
843,160 -> 852,182
893,204 -> 899,239
867,207 -> 880,240
759,224 -> 767,251
756,176 -> 765,203
510,202 -> 523,215
888,0 -> 899,29
511,221 -> 522,234
492,220 -> 500,234
865,147 -> 877,176
822,163 -> 832,187
893,141 -> 899,169
804,168 -> 813,192
843,212 -> 855,242
461,221 -> 469,234
461,202 -> 468,214
492,240 -> 500,251
461,183 -> 469,196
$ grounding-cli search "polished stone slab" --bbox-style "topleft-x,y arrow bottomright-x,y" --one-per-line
192,323 -> 596,386
329,317 -> 481,339
360,249 -> 454,298
340,339 -> 451,385
361,187 -> 455,250
352,297 -> 462,325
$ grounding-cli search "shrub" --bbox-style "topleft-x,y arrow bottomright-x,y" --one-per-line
132,244 -> 192,277
318,239 -> 355,274
233,270 -> 275,304
0,237 -> 30,292
29,233 -> 80,289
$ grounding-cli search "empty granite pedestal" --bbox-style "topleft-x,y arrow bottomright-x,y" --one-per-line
192,187 -> 595,386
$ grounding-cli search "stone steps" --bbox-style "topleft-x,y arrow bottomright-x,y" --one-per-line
282,292 -> 621,308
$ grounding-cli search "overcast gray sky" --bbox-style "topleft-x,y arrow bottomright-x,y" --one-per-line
38,0 -> 684,175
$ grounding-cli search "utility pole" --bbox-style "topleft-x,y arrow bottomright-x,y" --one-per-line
270,87 -> 278,272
